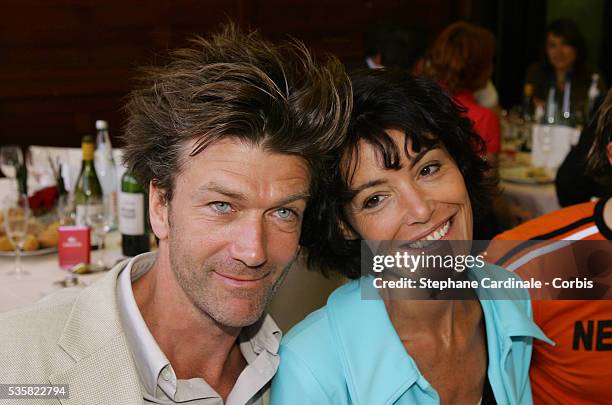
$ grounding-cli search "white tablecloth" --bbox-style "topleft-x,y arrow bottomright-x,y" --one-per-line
498,152 -> 561,218
0,234 -> 122,313
499,180 -> 560,218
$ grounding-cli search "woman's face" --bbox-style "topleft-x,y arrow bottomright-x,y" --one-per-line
343,129 -> 473,242
546,33 -> 577,73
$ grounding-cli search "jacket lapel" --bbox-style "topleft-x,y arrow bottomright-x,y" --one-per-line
48,261 -> 143,404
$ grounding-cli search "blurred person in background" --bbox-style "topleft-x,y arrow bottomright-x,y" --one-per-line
555,111 -> 608,207
423,21 -> 500,161
271,70 -> 550,405
526,18 -> 607,125
474,79 -> 500,111
491,89 -> 612,404
361,23 -> 430,73
361,21 -> 499,110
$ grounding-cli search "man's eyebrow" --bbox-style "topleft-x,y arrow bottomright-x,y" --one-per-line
196,182 -> 248,201
196,182 -> 310,205
274,191 -> 311,207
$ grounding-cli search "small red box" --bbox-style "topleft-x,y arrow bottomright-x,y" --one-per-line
58,226 -> 90,269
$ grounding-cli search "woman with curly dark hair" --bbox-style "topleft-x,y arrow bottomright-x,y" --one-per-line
272,70 -> 551,405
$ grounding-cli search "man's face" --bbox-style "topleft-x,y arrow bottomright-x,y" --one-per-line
162,139 -> 310,328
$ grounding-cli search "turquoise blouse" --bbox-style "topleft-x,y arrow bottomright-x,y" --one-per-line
271,264 -> 552,405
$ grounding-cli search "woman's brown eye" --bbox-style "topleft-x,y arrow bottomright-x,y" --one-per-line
363,195 -> 385,209
420,163 -> 441,177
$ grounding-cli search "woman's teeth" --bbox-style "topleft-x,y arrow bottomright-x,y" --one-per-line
407,220 -> 450,248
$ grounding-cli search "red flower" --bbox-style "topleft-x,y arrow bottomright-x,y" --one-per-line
28,186 -> 59,215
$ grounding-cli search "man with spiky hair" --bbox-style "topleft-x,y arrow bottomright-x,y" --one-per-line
0,26 -> 351,404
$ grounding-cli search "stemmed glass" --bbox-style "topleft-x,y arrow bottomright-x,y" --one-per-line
0,145 -> 24,192
2,194 -> 30,278
85,197 -> 113,271
25,147 -> 52,187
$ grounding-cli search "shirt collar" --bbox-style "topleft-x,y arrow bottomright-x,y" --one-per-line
469,264 -> 553,343
116,252 -> 283,402
117,252 -> 170,397
239,313 -> 282,362
326,278 -> 421,404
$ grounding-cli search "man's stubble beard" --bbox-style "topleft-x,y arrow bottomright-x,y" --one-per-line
168,231 -> 295,329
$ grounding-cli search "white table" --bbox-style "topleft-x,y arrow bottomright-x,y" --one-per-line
0,234 -> 123,313
498,152 -> 561,219
499,180 -> 560,218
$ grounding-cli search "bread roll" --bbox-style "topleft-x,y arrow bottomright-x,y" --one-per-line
22,234 -> 39,251
38,228 -> 59,248
0,236 -> 13,251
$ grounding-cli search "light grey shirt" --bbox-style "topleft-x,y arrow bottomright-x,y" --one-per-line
116,252 -> 282,405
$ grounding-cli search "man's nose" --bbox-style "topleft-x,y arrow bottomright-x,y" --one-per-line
228,213 -> 268,268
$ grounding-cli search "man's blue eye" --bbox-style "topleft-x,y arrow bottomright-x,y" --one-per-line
212,202 -> 232,213
276,208 -> 296,220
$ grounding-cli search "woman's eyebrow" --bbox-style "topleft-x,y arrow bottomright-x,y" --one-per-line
408,146 -> 438,169
349,146 -> 439,194
351,179 -> 387,195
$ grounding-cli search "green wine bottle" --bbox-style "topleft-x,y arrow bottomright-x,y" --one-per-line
74,135 -> 103,229
119,171 -> 149,257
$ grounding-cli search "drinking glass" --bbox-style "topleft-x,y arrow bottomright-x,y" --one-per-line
2,194 -> 30,278
55,187 -> 75,226
0,146 -> 24,191
85,198 -> 113,271
25,147 -> 52,187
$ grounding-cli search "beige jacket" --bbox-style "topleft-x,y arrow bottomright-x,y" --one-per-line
0,261 -> 144,405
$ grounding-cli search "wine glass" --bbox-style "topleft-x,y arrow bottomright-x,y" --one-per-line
85,198 -> 113,271
56,192 -> 75,225
0,145 -> 24,192
25,147 -> 53,188
2,194 -> 30,278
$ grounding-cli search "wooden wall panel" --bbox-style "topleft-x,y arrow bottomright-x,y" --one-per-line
0,0 -> 469,149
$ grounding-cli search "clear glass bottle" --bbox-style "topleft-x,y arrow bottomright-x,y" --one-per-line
74,135 -> 104,228
94,120 -> 118,229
